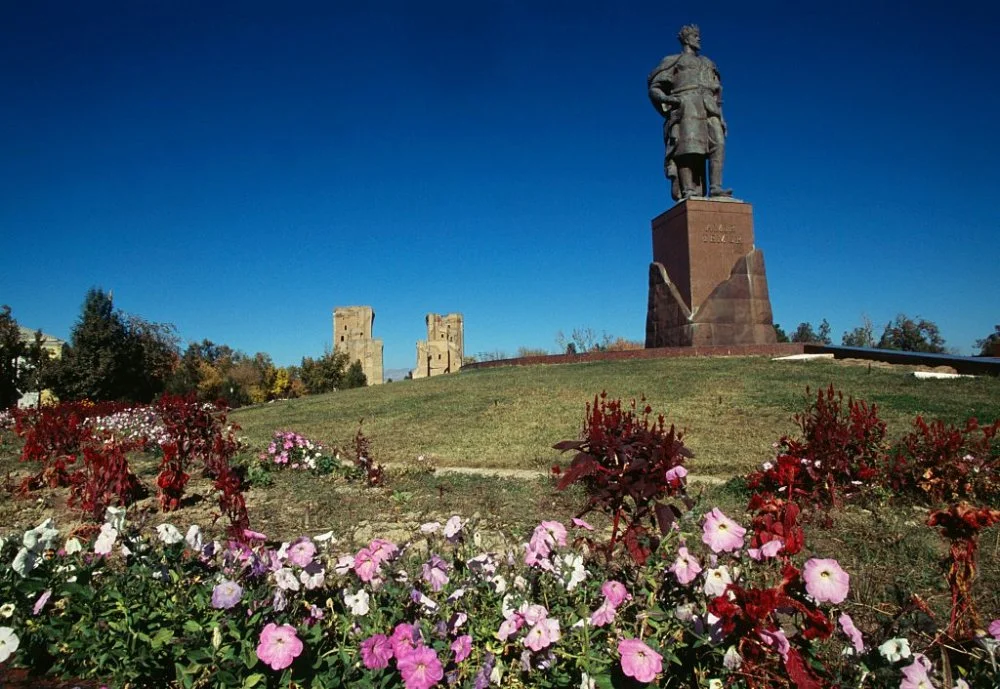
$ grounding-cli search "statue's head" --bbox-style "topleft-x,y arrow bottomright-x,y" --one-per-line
677,24 -> 701,50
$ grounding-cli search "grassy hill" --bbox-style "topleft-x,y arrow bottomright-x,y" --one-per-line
231,356 -> 1000,478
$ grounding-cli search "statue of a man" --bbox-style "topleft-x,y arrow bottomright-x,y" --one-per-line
648,25 -> 732,201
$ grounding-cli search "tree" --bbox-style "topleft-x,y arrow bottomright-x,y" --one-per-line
58,288 -> 179,402
343,360 -> 367,389
974,325 -> 1000,357
877,314 -> 946,353
773,323 -> 790,343
791,319 -> 831,345
842,316 -> 876,348
0,305 -> 26,409
299,349 -> 351,394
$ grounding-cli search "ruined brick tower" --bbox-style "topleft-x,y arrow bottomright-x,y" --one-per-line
412,313 -> 463,379
333,306 -> 383,386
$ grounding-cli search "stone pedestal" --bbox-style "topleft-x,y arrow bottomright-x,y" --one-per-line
645,198 -> 777,347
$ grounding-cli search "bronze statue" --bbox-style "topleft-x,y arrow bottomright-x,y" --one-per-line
648,25 -> 732,201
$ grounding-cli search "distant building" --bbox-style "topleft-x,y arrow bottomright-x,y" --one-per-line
16,327 -> 65,407
332,306 -> 383,386
412,313 -> 463,379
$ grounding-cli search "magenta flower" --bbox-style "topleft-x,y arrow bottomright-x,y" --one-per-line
397,645 -> 444,689
701,508 -> 746,553
665,465 -> 688,484
369,538 -> 398,565
838,613 -> 864,654
571,517 -> 594,531
354,547 -> 380,582
212,579 -> 243,609
451,634 -> 472,663
618,638 -> 662,683
287,539 -> 316,567
360,634 -> 393,670
256,623 -> 303,671
601,580 -> 630,608
590,601 -> 616,627
990,619 -> 1000,641
669,546 -> 702,585
391,623 -> 421,658
802,558 -> 850,604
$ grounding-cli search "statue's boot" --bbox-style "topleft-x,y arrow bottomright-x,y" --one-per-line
709,186 -> 732,198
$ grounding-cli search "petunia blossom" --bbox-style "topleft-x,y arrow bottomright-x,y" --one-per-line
353,547 -> 380,583
391,623 -> 422,658
703,566 -> 732,597
256,623 -> 303,671
212,579 -> 243,609
590,601 -> 616,627
360,634 -> 393,670
669,546 -> 702,585
990,619 -> 1000,641
802,558 -> 849,604
397,645 -> 444,689
32,590 -> 51,616
748,539 -> 784,561
571,517 -> 594,531
601,581 -> 631,608
618,638 -> 662,684
701,508 -> 746,553
451,634 -> 472,663
0,626 -> 19,664
878,637 -> 911,663
838,613 -> 864,654
899,654 -> 933,689
156,523 -> 184,545
344,589 -> 370,616
523,618 -> 561,652
287,539 -> 316,567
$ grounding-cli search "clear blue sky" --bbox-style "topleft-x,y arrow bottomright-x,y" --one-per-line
2,1 -> 998,370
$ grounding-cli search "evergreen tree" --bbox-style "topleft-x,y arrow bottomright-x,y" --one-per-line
0,306 -> 26,409
343,360 -> 368,388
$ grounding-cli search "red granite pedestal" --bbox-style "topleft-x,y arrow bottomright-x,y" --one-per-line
645,198 -> 777,348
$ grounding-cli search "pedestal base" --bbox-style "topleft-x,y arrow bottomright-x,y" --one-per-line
645,199 -> 776,348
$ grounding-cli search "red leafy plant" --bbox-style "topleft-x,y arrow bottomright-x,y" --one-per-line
746,385 -> 885,507
885,416 -> 1000,505
926,502 -> 1000,638
746,494 -> 805,558
352,422 -> 385,487
553,392 -> 692,564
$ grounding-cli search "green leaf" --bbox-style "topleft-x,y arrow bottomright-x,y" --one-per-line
242,673 -> 265,689
183,619 -> 203,634
150,628 -> 175,649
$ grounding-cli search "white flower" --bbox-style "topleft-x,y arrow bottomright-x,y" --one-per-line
579,672 -> 596,689
420,522 -> 441,534
63,537 -> 83,555
273,568 -> 300,592
878,637 -> 911,663
12,548 -> 37,578
0,626 -> 19,663
554,553 -> 587,591
23,519 -> 59,551
313,531 -> 336,544
723,646 -> 742,669
703,566 -> 732,597
185,525 -> 203,551
300,567 -> 325,590
156,524 -> 184,545
708,680 -> 723,689
343,589 -> 370,616
443,516 -> 463,539
0,603 -> 14,619
334,555 -> 354,575
104,506 -> 126,531
94,524 -> 118,555
514,575 -> 528,591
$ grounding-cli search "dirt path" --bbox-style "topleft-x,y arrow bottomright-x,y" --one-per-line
385,462 -> 726,485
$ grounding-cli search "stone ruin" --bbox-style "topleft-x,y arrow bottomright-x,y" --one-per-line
412,313 -> 464,379
333,306 -> 383,386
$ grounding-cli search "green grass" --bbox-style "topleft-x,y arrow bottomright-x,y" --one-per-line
230,356 -> 1000,477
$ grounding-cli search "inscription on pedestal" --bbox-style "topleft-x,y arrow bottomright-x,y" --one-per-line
701,224 -> 744,244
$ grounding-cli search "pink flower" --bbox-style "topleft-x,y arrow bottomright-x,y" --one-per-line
758,629 -> 790,661
354,547 -> 380,582
601,581 -> 631,608
391,623 -> 421,658
243,529 -> 267,541
523,618 -> 561,652
802,558 -> 850,604
669,546 -> 702,585
33,590 -> 52,616
838,613 -> 864,654
422,556 -> 450,592
256,623 -> 303,671
538,521 -> 567,547
287,539 -> 315,567
369,539 -> 398,565
571,517 -> 594,531
497,616 -> 522,641
665,465 -> 688,484
451,634 -> 472,663
397,645 -> 444,689
360,634 -> 393,669
899,654 -> 933,689
590,601 -> 616,627
701,508 -> 746,553
748,538 -> 784,561
990,619 -> 1000,641
618,638 -> 662,683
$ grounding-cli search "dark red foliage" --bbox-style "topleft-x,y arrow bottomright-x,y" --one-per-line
747,495 -> 805,557
554,393 -> 693,564
886,416 -> 1000,505
927,502 -> 1000,637
707,563 -> 833,688
353,422 -> 385,487
70,441 -> 145,520
746,385 -> 885,508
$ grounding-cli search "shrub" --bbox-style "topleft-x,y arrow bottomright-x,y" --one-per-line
553,393 -> 692,564
883,416 -> 1000,505
746,385 -> 885,507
